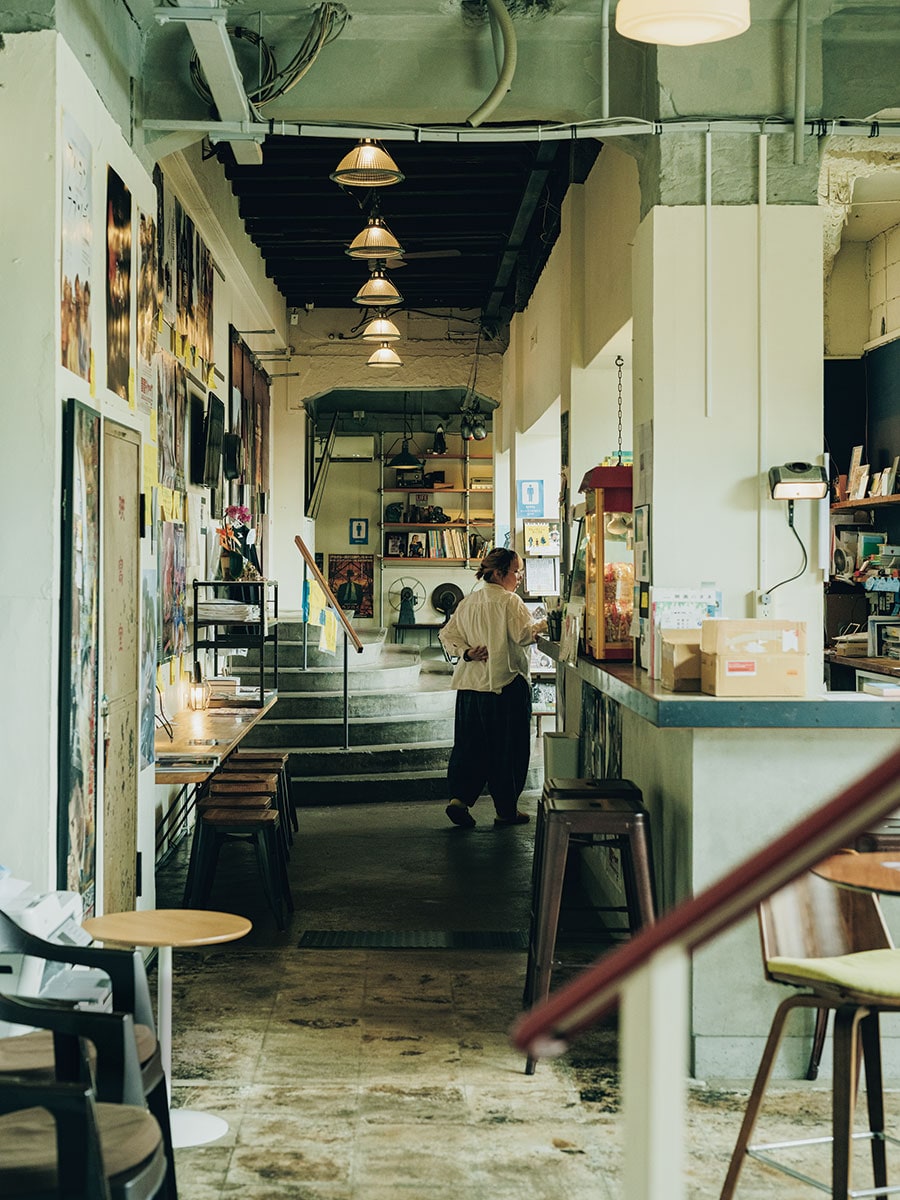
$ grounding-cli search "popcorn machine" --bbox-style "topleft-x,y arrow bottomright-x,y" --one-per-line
579,464 -> 634,661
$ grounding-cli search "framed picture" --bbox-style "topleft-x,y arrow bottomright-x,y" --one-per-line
328,553 -> 374,617
58,398 -> 101,913
407,532 -> 426,558
385,532 -> 408,557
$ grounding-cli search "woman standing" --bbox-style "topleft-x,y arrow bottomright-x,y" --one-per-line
439,548 -> 546,828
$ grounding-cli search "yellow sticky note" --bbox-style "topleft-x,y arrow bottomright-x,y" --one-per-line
156,666 -> 163,690
168,658 -> 175,685
178,653 -> 184,681
143,443 -> 158,494
89,350 -> 95,397
128,369 -> 135,409
206,363 -> 216,388
149,406 -> 157,442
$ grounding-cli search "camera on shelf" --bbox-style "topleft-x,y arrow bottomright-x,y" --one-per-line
423,471 -> 445,487
384,502 -> 404,522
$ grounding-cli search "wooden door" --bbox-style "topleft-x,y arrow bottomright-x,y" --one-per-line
102,422 -> 141,912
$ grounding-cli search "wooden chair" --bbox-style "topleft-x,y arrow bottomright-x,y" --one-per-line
0,910 -> 176,1200
720,869 -> 900,1199
0,1015 -> 167,1199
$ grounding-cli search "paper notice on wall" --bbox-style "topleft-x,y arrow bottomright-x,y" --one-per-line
320,607 -> 337,655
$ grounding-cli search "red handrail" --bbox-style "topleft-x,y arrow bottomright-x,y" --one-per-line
512,742 -> 900,1058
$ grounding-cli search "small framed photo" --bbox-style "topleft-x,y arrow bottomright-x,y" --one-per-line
384,532 -> 408,557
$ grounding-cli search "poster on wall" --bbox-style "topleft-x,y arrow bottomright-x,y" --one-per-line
58,398 -> 100,913
60,113 -> 93,382
175,199 -> 194,351
156,350 -> 178,490
194,232 -> 214,365
159,520 -> 187,658
136,210 -> 160,415
139,569 -> 157,769
106,166 -> 132,401
157,166 -> 177,329
516,479 -> 544,518
328,553 -> 374,617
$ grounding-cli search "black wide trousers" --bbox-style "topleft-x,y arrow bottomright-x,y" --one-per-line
447,674 -> 532,820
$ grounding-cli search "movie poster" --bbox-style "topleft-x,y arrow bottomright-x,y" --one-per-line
327,554 -> 374,618
106,166 -> 132,401
158,166 -> 177,328
136,209 -> 160,415
60,114 -> 92,381
159,520 -> 187,658
156,349 -> 177,490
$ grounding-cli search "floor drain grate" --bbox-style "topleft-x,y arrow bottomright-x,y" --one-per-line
298,930 -> 529,950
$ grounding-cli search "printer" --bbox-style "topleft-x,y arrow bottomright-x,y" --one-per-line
0,867 -> 112,1037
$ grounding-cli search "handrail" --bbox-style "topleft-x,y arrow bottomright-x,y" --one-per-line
512,742 -> 900,1059
293,535 -> 364,653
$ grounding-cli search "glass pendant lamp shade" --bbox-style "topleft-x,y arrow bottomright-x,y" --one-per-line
347,218 -> 404,260
330,139 -> 405,187
615,0 -> 749,44
367,343 -> 403,368
353,270 -> 403,307
362,316 -> 401,342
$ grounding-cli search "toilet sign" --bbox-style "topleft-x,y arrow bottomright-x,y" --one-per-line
349,518 -> 369,544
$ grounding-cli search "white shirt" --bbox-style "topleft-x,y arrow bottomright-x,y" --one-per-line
439,583 -> 539,694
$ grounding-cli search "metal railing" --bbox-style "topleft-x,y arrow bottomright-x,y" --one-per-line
512,742 -> 900,1199
293,535 -> 364,750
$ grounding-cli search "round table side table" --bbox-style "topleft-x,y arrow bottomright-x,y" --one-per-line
82,908 -> 252,1148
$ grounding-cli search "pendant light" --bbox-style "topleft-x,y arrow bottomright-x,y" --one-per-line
353,269 -> 403,307
347,217 -> 404,260
615,0 -> 749,45
330,139 -> 405,187
362,315 -> 401,342
367,343 -> 403,368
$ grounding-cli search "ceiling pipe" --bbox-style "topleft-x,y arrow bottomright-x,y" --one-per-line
466,0 -> 518,129
794,0 -> 808,165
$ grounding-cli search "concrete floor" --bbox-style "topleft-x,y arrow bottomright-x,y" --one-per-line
156,790 -> 900,1199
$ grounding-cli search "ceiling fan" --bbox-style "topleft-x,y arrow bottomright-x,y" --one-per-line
382,249 -> 462,269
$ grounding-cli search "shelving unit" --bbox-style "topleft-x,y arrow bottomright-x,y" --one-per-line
192,579 -> 279,705
831,495 -> 900,512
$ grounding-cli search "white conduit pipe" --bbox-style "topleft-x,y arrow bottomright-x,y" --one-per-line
794,0 -> 808,165
466,0 -> 518,128
601,0 -> 610,120
704,129 -> 713,418
757,133 -> 768,607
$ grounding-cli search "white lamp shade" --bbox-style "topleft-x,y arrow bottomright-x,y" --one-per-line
367,344 -> 403,368
353,271 -> 403,307
615,0 -> 750,45
347,218 -> 404,260
330,139 -> 405,187
362,317 -> 401,342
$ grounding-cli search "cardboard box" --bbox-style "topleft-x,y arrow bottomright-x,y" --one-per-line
660,629 -> 702,692
700,619 -> 806,697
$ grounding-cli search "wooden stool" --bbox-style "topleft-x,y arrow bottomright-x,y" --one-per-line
523,777 -> 656,1074
186,808 -> 293,931
225,752 -> 297,836
207,772 -> 290,856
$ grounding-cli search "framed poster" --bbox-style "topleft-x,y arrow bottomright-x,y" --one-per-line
58,398 -> 101,912
328,553 -> 374,617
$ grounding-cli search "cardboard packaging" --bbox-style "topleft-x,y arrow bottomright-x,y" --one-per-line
700,619 -> 807,697
660,629 -> 702,692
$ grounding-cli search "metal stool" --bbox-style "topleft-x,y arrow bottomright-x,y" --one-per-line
227,751 -> 297,836
523,777 -> 656,1074
207,772 -> 290,856
186,807 -> 293,932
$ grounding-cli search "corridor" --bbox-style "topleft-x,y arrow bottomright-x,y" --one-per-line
156,793 -> 900,1199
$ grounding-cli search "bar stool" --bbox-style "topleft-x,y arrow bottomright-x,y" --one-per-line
182,786 -> 279,912
523,777 -> 656,1074
224,752 -> 297,837
187,807 -> 293,932
206,772 -> 290,855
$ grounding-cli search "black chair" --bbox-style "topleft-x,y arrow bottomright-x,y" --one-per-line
0,910 -> 176,1199
0,1041 -> 166,1199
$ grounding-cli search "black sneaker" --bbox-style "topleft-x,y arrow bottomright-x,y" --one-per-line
493,812 -> 530,827
445,801 -> 476,828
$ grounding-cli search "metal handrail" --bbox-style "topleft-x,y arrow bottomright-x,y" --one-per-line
512,742 -> 900,1057
293,535 -> 364,750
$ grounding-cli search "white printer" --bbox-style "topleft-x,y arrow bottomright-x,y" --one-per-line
0,867 -> 112,1037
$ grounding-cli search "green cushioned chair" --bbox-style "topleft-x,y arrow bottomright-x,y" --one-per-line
721,867 -> 900,1199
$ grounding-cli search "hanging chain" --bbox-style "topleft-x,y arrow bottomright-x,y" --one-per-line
615,354 -> 624,465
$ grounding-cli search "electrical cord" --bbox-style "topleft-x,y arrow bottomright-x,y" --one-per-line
762,500 -> 808,600
155,685 -> 174,742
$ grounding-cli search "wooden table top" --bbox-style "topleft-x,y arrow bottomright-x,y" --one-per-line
154,692 -> 278,783
83,908 -> 252,949
812,851 -> 900,895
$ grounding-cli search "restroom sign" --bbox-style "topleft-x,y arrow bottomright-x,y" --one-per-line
349,518 -> 369,544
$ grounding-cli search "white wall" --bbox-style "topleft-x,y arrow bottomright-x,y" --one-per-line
867,222 -> 900,345
825,241 -> 868,357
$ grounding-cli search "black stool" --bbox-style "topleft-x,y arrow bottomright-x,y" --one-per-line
523,777 -> 656,1074
227,751 -> 298,836
187,808 -> 293,931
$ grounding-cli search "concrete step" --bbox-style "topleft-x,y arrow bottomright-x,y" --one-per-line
242,713 -> 454,748
263,688 -> 455,720
244,627 -> 393,668
286,760 -> 544,806
234,657 -> 422,693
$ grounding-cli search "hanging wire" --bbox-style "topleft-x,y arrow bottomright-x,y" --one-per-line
762,501 -> 808,599
155,685 -> 174,741
615,354 -> 624,465
188,3 -> 349,112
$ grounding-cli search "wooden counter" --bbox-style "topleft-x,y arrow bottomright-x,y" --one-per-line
154,691 -> 277,783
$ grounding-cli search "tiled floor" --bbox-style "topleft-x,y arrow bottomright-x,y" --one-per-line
156,793 -> 900,1199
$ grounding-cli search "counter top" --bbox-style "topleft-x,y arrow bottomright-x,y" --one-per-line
539,640 -> 900,729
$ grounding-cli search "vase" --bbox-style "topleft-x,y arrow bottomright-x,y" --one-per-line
220,550 -> 244,581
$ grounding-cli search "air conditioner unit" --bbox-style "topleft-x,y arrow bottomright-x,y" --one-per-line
314,435 -> 375,462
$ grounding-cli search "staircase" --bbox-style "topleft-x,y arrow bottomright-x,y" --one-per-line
233,620 -> 543,805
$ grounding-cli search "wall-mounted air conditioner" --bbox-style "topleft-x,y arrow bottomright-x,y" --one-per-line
314,435 -> 375,462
